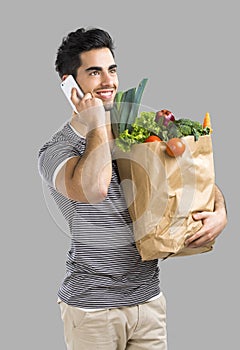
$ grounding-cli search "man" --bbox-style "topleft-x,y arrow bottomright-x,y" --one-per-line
38,27 -> 227,349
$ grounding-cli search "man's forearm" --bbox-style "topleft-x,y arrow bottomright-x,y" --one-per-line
73,125 -> 112,202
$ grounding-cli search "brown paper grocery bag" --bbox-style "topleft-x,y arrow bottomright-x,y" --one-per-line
115,135 -> 215,260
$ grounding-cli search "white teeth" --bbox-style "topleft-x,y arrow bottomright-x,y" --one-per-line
98,91 -> 112,97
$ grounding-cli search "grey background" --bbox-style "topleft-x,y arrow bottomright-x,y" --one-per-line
2,0 -> 239,349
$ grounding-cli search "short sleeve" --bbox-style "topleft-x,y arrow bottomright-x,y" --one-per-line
38,140 -> 82,188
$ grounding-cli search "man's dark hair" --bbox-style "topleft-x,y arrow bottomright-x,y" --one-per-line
55,27 -> 115,79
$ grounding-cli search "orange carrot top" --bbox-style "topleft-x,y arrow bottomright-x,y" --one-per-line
203,112 -> 213,133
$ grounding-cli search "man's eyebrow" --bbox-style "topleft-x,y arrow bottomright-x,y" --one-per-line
109,64 -> 117,70
85,64 -> 117,72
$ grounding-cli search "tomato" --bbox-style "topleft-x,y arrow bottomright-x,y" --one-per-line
144,135 -> 162,143
166,138 -> 186,157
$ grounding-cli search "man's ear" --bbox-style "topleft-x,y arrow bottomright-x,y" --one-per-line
61,74 -> 69,81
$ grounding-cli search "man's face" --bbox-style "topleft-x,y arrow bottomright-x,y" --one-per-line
76,48 -> 119,111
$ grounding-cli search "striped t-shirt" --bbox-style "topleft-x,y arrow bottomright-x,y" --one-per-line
38,122 -> 160,309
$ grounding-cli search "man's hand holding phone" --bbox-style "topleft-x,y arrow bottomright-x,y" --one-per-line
75,93 -> 107,132
61,75 -> 107,133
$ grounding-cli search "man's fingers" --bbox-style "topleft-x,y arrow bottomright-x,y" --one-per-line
71,88 -> 79,105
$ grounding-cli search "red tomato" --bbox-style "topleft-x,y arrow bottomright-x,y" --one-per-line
144,135 -> 162,143
166,138 -> 186,157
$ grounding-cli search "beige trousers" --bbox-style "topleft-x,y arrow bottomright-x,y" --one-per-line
59,293 -> 167,350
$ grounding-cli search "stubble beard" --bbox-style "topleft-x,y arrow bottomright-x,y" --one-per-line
103,101 -> 114,111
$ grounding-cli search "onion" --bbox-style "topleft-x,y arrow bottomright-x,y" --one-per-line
155,109 -> 175,126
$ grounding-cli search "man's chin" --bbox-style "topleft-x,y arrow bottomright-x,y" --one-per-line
103,101 -> 114,111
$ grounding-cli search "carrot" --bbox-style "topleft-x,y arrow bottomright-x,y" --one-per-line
203,112 -> 212,133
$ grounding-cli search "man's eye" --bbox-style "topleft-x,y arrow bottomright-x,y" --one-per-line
90,71 -> 99,76
110,68 -> 117,74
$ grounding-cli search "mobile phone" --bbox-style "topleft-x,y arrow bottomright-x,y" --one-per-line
60,75 -> 84,113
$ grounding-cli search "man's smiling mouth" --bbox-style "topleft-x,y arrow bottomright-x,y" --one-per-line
96,90 -> 114,99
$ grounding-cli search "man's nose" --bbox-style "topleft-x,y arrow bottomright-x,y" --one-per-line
101,71 -> 113,86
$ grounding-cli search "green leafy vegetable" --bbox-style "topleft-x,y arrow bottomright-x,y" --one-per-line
110,78 -> 148,137
115,125 -> 150,152
115,111 -> 160,152
174,118 -> 210,140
